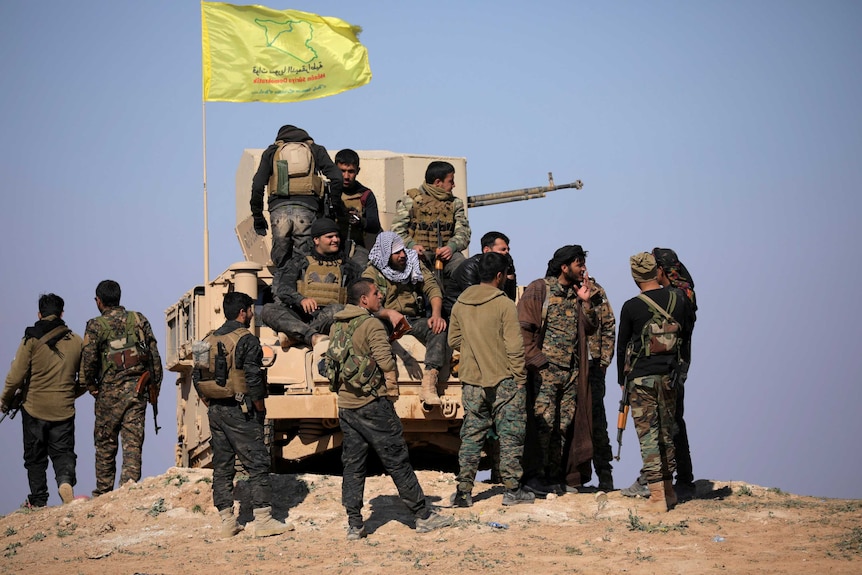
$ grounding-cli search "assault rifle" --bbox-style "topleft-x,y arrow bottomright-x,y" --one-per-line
0,387 -> 25,424
322,175 -> 336,220
614,384 -> 630,461
134,348 -> 161,434
433,220 -> 444,288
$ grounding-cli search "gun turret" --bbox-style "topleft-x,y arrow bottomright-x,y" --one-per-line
467,172 -> 583,208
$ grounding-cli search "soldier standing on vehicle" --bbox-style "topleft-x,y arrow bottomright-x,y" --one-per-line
249,125 -> 343,273
327,278 -> 453,540
363,231 -> 448,407
195,292 -> 292,538
448,253 -> 535,508
334,148 -> 382,267
261,218 -> 364,350
390,161 -> 471,282
517,245 -> 597,496
2,294 -> 84,508
616,253 -> 691,513
81,280 -> 162,497
585,276 -> 616,492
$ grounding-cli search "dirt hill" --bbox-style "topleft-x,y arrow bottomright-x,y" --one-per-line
0,467 -> 859,574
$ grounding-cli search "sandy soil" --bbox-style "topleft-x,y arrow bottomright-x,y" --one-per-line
1,467 -> 859,575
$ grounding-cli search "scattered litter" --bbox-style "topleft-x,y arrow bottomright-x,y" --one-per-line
712,535 -> 725,543
487,522 -> 508,530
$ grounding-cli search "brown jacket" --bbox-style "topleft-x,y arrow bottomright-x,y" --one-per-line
448,284 -> 526,388
331,304 -> 397,410
2,317 -> 84,421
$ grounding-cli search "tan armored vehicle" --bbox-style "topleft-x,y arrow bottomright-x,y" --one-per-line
165,150 -> 581,471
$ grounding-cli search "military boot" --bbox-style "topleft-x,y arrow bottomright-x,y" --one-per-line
597,469 -> 614,492
219,508 -> 241,538
252,506 -> 294,537
419,368 -> 441,406
621,476 -> 650,498
641,482 -> 668,513
664,480 -> 678,509
58,482 -> 74,505
415,511 -> 453,533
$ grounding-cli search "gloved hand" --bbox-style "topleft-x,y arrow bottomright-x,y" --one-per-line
255,407 -> 266,425
253,214 -> 268,236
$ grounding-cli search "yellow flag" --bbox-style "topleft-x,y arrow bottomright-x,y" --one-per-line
201,2 -> 371,103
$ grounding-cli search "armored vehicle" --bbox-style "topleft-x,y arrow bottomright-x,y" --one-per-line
165,150 -> 581,471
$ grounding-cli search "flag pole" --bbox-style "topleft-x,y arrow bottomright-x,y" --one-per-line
202,100 -> 210,286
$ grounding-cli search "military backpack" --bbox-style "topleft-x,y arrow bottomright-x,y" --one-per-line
324,315 -> 381,395
623,292 -> 681,376
268,140 -> 323,198
96,312 -> 150,378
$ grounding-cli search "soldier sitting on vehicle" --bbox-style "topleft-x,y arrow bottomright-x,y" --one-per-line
362,231 -> 448,406
261,218 -> 363,350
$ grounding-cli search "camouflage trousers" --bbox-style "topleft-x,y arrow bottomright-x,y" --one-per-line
589,361 -> 613,474
457,378 -> 527,492
533,363 -> 578,481
208,402 -> 273,512
628,374 -> 677,484
261,302 -> 344,346
93,378 -> 147,496
270,203 -> 316,269
339,398 -> 429,529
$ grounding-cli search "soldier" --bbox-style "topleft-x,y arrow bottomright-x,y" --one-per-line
517,245 -> 597,496
363,231 -> 448,407
249,124 -> 343,272
81,280 -> 163,497
261,218 -> 364,350
390,160 -> 471,281
334,148 -> 382,265
620,247 -> 697,500
616,253 -> 691,513
585,277 -> 616,492
2,294 -> 84,508
328,278 -> 453,540
448,253 -> 535,507
194,292 -> 292,538
442,230 -> 517,318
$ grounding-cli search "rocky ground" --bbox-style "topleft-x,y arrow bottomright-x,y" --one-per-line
0,467 -> 860,575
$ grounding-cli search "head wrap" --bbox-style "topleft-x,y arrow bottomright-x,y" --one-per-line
309,218 -> 340,238
368,232 -> 423,284
630,252 -> 658,283
545,245 -> 587,277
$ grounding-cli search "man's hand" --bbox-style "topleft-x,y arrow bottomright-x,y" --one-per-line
576,282 -> 591,302
427,315 -> 447,334
375,308 -> 405,328
253,214 -> 269,236
384,371 -> 399,400
413,244 -> 426,257
0,402 -> 8,414
300,298 -> 319,314
435,246 -> 453,262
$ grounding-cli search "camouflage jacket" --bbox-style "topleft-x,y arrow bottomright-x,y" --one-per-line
81,306 -> 163,391
390,185 -> 471,253
518,277 -> 597,371
587,278 -> 616,368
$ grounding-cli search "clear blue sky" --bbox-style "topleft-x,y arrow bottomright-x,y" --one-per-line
1,1 -> 860,515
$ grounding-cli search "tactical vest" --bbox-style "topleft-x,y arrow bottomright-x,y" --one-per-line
324,315 -> 382,396
196,327 -> 250,400
406,188 -> 455,247
268,140 -> 323,198
96,312 -> 148,379
341,190 -> 366,213
298,256 -> 347,306
623,292 -> 681,376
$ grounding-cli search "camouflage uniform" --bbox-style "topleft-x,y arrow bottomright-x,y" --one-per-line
587,279 -> 615,483
616,288 -> 691,484
390,183 -> 471,276
81,306 -> 162,496
628,374 -> 677,482
518,277 -> 597,483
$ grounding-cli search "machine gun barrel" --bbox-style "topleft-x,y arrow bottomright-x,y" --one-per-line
466,172 -> 583,208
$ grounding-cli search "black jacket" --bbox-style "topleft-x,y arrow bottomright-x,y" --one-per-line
250,125 -> 343,215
